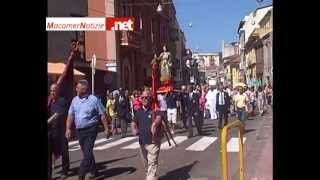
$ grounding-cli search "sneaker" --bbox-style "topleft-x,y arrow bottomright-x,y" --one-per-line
61,174 -> 68,179
85,173 -> 97,180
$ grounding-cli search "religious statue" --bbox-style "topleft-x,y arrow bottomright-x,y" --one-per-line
152,45 -> 173,93
158,45 -> 172,83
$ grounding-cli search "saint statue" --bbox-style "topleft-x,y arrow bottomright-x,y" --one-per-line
158,45 -> 172,83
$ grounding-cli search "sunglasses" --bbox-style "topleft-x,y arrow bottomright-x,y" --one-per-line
141,96 -> 150,100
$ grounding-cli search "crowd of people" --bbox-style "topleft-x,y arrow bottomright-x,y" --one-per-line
100,81 -> 272,138
48,78 -> 273,180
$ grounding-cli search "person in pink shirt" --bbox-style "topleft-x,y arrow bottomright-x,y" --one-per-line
199,86 -> 207,125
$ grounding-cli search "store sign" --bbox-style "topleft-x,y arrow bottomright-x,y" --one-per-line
106,17 -> 135,31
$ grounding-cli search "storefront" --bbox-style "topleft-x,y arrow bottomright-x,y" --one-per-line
48,62 -> 85,89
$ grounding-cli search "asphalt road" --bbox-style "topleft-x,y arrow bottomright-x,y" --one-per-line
52,108 -> 272,180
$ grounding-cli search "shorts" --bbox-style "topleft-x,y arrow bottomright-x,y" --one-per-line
167,108 -> 177,124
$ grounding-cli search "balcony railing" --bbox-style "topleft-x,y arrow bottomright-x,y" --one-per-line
120,31 -> 142,48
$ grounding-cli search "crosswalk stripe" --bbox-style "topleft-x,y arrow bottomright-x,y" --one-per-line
94,138 -> 112,145
161,136 -> 188,150
121,141 -> 140,149
68,137 -> 113,151
94,137 -> 137,150
227,137 -> 246,152
186,137 -> 218,151
68,141 -> 79,146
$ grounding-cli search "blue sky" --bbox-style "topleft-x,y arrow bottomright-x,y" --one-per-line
174,0 -> 272,52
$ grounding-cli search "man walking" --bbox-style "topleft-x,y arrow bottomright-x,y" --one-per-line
205,85 -> 218,120
233,86 -> 249,131
166,91 -> 179,134
179,85 -> 189,129
114,88 -> 131,138
48,83 -> 70,179
65,80 -> 111,180
131,91 -> 163,180
188,85 -> 203,138
216,84 -> 230,129
157,92 -> 168,125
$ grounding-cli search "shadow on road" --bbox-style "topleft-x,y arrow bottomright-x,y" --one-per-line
55,154 -> 137,177
97,167 -> 137,179
159,160 -> 199,180
54,159 -> 81,169
244,129 -> 256,135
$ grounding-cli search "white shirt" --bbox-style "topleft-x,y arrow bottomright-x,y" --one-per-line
157,94 -> 167,111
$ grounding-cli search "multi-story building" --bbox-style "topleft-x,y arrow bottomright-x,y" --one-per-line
115,0 -> 184,91
238,4 -> 272,87
47,0 -> 88,88
48,0 -> 184,93
193,52 -> 222,84
222,41 -> 242,86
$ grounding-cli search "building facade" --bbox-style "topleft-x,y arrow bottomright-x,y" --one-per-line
47,0 -> 88,93
193,52 -> 222,84
238,4 -> 273,87
115,0 -> 184,91
222,42 -> 242,86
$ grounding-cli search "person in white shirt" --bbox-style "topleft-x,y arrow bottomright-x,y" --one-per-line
249,87 -> 256,116
244,86 -> 252,117
205,85 -> 218,120
256,86 -> 266,116
157,93 -> 168,121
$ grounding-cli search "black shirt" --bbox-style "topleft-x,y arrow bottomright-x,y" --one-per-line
188,91 -> 200,115
166,92 -> 178,109
180,92 -> 189,110
49,97 -> 67,135
115,95 -> 130,119
133,107 -> 162,145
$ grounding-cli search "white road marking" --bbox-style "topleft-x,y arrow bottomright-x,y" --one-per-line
227,137 -> 246,152
121,141 -> 140,149
186,137 -> 218,151
161,136 -> 188,150
68,137 -> 113,151
94,137 -> 137,150
68,141 -> 79,146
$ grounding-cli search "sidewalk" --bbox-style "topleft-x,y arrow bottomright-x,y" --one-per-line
247,107 -> 273,180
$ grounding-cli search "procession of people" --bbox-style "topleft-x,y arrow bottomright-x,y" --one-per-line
48,43 -> 272,180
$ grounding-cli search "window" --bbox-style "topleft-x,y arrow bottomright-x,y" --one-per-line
71,13 -> 85,60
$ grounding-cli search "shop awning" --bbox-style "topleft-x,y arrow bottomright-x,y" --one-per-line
48,62 -> 85,76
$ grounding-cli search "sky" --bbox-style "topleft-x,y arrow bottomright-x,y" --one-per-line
173,0 -> 273,53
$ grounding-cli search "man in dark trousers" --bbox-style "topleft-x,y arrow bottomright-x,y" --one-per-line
114,88 -> 131,138
179,85 -> 189,130
131,90 -> 163,180
65,80 -> 111,180
216,84 -> 231,129
187,85 -> 203,138
48,83 -> 70,179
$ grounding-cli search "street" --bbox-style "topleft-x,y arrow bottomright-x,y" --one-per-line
52,107 -> 272,180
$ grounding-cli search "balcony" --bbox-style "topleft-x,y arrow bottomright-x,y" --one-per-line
252,27 -> 272,39
120,31 -> 142,48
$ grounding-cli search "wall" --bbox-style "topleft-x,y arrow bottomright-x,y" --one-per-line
241,6 -> 272,44
47,0 -> 87,61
